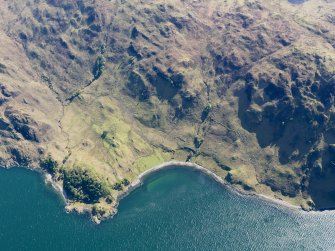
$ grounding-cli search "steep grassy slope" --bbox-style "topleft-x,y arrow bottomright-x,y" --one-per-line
0,0 -> 335,220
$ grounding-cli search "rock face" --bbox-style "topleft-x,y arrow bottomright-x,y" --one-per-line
239,45 -> 335,206
0,0 -> 335,214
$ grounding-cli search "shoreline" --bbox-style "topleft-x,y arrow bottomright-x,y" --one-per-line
0,162 -> 305,223
114,161 -> 301,217
44,173 -> 67,202
41,160 -> 303,223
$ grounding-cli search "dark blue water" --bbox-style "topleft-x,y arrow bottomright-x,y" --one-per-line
0,167 -> 334,251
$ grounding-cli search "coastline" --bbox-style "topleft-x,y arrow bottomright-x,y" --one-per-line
1,162 -> 303,223
114,161 -> 301,218
44,173 -> 67,202
41,160 -> 303,223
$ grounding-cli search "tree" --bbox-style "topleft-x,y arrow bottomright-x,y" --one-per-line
40,155 -> 58,175
62,167 -> 109,204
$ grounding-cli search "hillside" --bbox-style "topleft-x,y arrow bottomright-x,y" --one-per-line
0,0 -> 335,221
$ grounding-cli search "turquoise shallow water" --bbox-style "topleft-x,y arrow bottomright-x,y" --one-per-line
0,167 -> 335,251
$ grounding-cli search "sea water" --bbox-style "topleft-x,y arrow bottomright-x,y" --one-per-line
0,167 -> 335,251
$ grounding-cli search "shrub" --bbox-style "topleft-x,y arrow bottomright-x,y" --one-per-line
101,131 -> 108,139
194,136 -> 204,149
121,178 -> 130,186
67,90 -> 81,102
100,44 -> 106,54
92,55 -> 106,80
201,103 -> 213,122
106,195 -> 113,204
92,205 -> 106,216
112,182 -> 123,191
